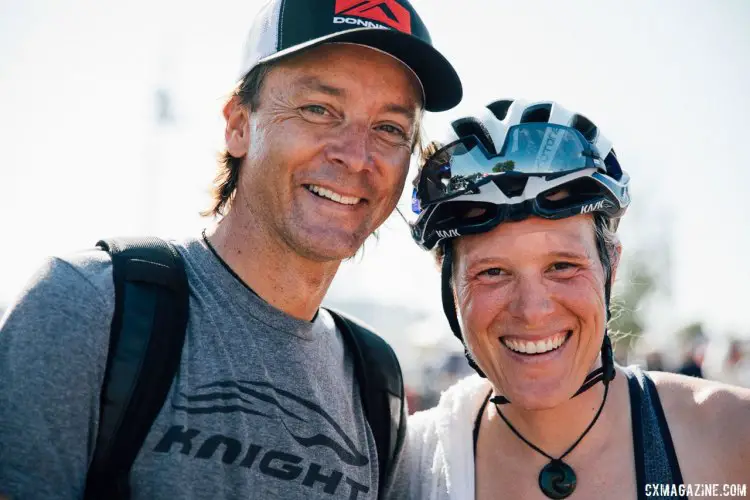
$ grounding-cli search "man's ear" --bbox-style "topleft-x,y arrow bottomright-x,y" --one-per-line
223,96 -> 251,158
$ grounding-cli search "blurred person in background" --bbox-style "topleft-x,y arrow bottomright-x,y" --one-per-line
644,350 -> 666,372
0,0 -> 463,498
676,337 -> 705,379
399,99 -> 750,499
703,337 -> 750,387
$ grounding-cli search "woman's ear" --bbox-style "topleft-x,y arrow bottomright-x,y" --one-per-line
223,96 -> 251,159
609,236 -> 623,284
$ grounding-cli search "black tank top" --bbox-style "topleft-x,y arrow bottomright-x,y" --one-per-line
473,365 -> 686,499
625,365 -> 686,500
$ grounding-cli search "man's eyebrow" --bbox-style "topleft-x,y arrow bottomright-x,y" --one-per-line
382,103 -> 418,122
296,76 -> 345,97
295,77 -> 417,120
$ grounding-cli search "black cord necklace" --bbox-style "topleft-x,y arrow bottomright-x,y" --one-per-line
490,382 -> 610,499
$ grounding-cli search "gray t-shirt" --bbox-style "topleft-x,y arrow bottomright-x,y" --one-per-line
0,237 -> 400,499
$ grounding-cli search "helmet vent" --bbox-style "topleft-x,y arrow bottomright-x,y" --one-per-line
450,117 -> 497,155
570,114 -> 598,142
520,103 -> 552,123
496,176 -> 528,198
486,99 -> 514,121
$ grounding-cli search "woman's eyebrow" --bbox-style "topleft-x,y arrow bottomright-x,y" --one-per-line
548,250 -> 589,261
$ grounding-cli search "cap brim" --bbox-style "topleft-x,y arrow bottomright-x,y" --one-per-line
256,28 -> 462,112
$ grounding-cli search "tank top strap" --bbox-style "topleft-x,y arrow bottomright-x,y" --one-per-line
623,365 -> 686,500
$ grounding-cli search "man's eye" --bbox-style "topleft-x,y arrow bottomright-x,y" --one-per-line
378,123 -> 408,139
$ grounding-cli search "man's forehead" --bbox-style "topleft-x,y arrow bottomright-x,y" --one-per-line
283,72 -> 421,119
274,44 -> 423,106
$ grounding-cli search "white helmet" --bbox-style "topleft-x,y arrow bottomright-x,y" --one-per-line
411,99 -> 631,250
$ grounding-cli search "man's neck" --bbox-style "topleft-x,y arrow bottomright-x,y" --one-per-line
205,216 -> 340,322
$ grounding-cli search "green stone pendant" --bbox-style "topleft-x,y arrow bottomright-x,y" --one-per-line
538,459 -> 576,499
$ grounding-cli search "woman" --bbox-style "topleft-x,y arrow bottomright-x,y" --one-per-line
403,99 -> 750,499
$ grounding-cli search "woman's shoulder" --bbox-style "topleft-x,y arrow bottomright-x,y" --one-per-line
647,369 -> 750,415
647,370 -> 750,480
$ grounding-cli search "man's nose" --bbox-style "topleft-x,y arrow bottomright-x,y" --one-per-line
325,121 -> 373,173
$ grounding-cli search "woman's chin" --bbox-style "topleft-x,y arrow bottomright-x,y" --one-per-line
494,377 -> 573,410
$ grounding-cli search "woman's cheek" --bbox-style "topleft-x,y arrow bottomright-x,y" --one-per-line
549,275 -> 605,315
465,287 -> 511,360
461,283 -> 502,333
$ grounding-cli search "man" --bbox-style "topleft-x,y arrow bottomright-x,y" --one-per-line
0,0 -> 462,498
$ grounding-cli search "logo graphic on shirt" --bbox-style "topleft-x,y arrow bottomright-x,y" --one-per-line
333,0 -> 412,34
158,379 -> 372,498
171,380 -> 368,466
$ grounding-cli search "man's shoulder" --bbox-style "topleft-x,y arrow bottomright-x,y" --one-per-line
649,371 -> 750,478
323,308 -> 400,362
7,248 -> 114,314
55,248 -> 114,293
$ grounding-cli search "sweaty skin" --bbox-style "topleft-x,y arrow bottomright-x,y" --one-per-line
451,216 -> 749,499
211,43 -> 422,321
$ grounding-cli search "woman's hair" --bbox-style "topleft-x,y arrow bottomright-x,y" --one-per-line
201,63 -> 273,218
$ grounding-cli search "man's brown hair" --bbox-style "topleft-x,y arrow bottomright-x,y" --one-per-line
201,64 -> 272,218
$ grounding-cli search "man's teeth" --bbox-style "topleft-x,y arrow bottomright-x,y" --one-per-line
503,334 -> 567,354
307,185 -> 360,205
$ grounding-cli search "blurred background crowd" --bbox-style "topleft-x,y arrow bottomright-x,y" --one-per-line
2,0 -> 749,414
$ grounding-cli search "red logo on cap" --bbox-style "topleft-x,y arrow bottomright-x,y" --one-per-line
334,0 -> 412,34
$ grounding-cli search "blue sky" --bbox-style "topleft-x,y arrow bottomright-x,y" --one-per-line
1,0 -> 749,344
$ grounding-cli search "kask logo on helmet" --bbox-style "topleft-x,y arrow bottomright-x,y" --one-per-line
580,199 -> 606,214
333,0 -> 412,34
436,229 -> 461,239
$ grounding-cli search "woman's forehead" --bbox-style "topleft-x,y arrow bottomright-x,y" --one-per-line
457,216 -> 597,262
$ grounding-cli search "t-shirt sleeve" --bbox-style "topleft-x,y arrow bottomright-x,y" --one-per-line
0,254 -> 113,499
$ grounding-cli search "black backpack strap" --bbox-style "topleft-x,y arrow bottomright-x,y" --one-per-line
326,309 -> 406,498
85,237 -> 189,500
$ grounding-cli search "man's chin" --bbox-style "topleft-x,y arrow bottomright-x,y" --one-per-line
290,228 -> 368,262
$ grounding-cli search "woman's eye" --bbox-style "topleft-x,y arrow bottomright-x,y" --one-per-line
550,262 -> 577,272
479,268 -> 506,277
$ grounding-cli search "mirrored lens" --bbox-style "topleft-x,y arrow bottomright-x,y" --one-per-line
418,124 -> 592,206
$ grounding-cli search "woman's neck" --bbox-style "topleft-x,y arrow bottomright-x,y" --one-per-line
486,369 -> 629,462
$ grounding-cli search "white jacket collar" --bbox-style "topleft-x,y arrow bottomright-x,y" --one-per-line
433,374 -> 493,497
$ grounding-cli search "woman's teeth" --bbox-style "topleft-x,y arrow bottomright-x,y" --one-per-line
503,333 -> 568,355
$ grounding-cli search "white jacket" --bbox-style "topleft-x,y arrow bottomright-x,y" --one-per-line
403,375 -> 491,499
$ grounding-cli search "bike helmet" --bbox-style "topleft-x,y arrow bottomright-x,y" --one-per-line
411,99 -> 630,394
412,99 -> 630,250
